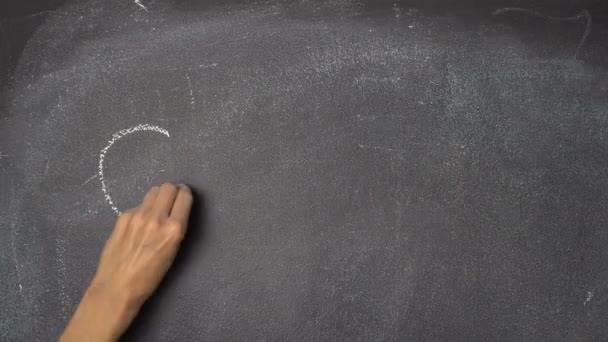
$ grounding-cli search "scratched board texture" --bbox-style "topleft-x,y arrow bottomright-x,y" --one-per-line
1,0 -> 608,340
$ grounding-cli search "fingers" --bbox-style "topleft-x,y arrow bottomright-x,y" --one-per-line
135,183 -> 193,223
170,184 -> 193,225
153,183 -> 180,217
116,208 -> 135,227
110,208 -> 135,239
140,186 -> 160,209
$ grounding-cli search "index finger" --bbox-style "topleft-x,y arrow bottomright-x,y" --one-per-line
169,184 -> 193,225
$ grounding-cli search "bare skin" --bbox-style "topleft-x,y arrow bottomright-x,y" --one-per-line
60,183 -> 193,342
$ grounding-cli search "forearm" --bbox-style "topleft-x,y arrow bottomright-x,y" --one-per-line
60,183 -> 192,341
60,283 -> 140,342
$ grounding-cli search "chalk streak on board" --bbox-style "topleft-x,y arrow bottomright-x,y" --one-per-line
98,124 -> 170,215
134,0 -> 148,11
492,7 -> 592,59
185,74 -> 195,108
82,173 -> 99,185
357,142 -> 428,152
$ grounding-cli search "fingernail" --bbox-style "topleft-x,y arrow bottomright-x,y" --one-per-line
178,183 -> 191,192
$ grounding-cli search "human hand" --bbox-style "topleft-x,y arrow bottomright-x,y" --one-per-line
61,183 -> 193,342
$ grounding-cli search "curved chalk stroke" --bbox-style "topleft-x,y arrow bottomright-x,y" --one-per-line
492,7 -> 592,59
98,124 -> 170,215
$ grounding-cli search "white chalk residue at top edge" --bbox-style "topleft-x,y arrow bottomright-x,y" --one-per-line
98,124 -> 170,215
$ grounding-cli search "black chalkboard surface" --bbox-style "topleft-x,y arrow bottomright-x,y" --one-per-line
2,0 -> 608,340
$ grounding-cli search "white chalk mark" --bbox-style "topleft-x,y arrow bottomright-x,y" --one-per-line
357,143 -> 408,153
393,4 -> 401,19
0,152 -> 8,160
185,74 -> 195,108
134,0 -> 148,11
492,8 -> 592,59
584,291 -> 593,305
166,63 -> 218,72
19,284 -> 22,292
44,160 -> 50,175
83,173 -> 99,185
359,144 -> 400,152
576,10 -> 592,59
358,141 -> 429,153
98,124 -> 170,215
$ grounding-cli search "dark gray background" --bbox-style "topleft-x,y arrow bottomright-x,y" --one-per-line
1,0 -> 608,340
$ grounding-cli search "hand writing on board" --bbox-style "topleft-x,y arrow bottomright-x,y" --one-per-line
60,183 -> 193,342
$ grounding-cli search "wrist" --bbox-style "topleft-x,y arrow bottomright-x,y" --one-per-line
85,280 -> 142,329
61,282 -> 140,342
87,278 -> 141,312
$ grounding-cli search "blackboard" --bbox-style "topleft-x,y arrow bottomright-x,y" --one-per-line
2,0 -> 608,340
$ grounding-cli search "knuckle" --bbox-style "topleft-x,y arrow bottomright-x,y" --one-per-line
131,210 -> 150,227
145,215 -> 164,230
164,220 -> 184,241
165,219 -> 182,231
